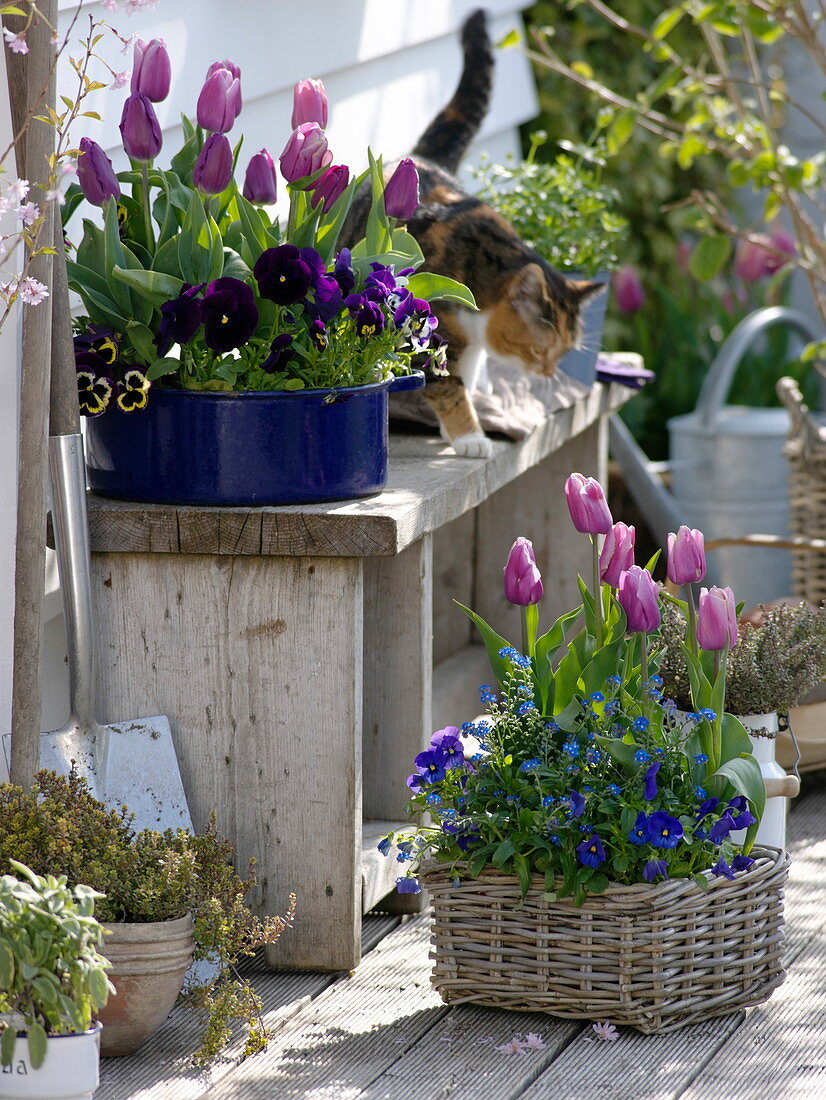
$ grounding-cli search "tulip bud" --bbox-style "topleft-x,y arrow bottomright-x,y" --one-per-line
131,38 -> 171,102
599,522 -> 635,587
734,231 -> 796,281
291,77 -> 328,129
197,65 -> 242,133
696,586 -> 738,651
206,59 -> 241,83
193,133 -> 233,195
383,157 -> 420,220
667,526 -> 706,586
564,472 -> 613,536
119,92 -> 163,162
617,566 -> 661,633
76,137 -> 120,206
279,122 -> 332,184
613,266 -> 645,314
503,537 -> 543,606
310,164 -> 350,214
243,149 -> 277,205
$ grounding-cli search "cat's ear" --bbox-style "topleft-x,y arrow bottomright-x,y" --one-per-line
569,278 -> 606,304
506,263 -> 547,319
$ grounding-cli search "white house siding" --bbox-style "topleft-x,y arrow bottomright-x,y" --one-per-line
35,0 -> 537,726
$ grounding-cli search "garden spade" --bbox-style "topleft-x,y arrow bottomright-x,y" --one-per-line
1,239 -> 192,832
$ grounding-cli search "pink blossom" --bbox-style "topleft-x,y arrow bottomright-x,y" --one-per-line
3,28 -> 29,55
18,277 -> 49,305
111,70 -> 130,90
102,0 -> 119,9
590,1021 -> 619,1041
734,231 -> 796,281
494,1037 -> 528,1055
44,189 -> 65,206
5,179 -> 29,203
17,202 -> 38,226
523,1032 -> 546,1050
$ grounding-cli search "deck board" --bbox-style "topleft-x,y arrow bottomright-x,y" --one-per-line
96,775 -> 826,1099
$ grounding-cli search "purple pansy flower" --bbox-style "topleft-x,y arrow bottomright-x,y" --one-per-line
643,760 -> 661,801
395,876 -> 421,894
333,249 -> 355,295
708,811 -> 737,844
260,333 -> 294,373
155,282 -> 204,355
430,727 -> 464,767
711,858 -> 736,880
576,834 -> 606,869
254,244 -> 315,305
568,790 -> 586,819
646,811 -> 684,849
642,859 -> 669,882
200,277 -> 259,353
413,748 -> 449,784
628,811 -> 649,846
354,300 -> 385,338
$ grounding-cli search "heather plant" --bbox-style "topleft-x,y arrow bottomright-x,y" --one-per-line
660,599 -> 826,717
0,770 -> 295,1063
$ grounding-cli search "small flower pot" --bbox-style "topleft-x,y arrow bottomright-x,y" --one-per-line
98,913 -> 194,1057
85,373 -> 425,506
0,1024 -> 100,1100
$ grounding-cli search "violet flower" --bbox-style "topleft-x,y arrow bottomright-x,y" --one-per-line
564,473 -> 613,535
119,92 -> 162,161
200,277 -> 258,353
193,132 -> 233,195
696,586 -> 738,651
155,283 -> 204,356
260,333 -> 294,372
617,566 -> 661,632
613,266 -> 645,314
197,63 -> 242,133
279,122 -> 332,184
131,38 -> 171,102
503,537 -> 543,606
599,521 -> 635,587
667,526 -> 706,586
643,760 -> 661,801
254,244 -> 315,304
77,138 -> 120,206
576,834 -> 606,869
383,157 -> 420,219
310,164 -> 349,214
243,149 -> 277,205
291,77 -> 328,129
646,811 -> 683,849
642,859 -> 668,882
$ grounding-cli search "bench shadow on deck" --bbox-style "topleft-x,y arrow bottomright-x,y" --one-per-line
97,771 -> 826,1100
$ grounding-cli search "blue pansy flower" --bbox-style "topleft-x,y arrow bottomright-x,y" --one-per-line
377,836 -> 393,857
413,747 -> 449,783
643,760 -> 661,801
576,834 -> 606,868
395,876 -> 421,894
629,811 -> 649,845
711,859 -> 735,881
708,811 -> 737,844
642,859 -> 669,882
646,811 -> 684,849
568,790 -> 586,819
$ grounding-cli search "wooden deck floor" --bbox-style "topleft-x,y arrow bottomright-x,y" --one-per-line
97,772 -> 826,1100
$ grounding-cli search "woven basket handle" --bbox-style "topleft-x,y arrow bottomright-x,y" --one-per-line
777,376 -> 826,460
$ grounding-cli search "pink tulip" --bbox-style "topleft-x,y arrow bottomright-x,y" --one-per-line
131,38 -> 171,102
291,77 -> 328,129
617,566 -> 661,633
564,473 -> 613,536
697,586 -> 738,651
734,231 -> 796,281
613,266 -> 645,314
310,164 -> 350,214
279,122 -> 332,184
243,149 -> 277,205
599,522 -> 635,587
383,158 -> 420,220
197,64 -> 242,133
503,537 -> 543,606
666,526 -> 706,585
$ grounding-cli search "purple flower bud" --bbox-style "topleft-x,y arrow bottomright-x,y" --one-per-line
696,586 -> 738,651
734,231 -> 795,282
197,64 -> 242,133
131,38 -> 171,102
76,137 -> 120,206
617,566 -> 661,633
667,526 -> 706,586
279,123 -> 332,184
564,472 -> 613,535
206,58 -> 241,83
242,149 -> 277,205
291,77 -> 328,129
193,133 -> 233,195
599,521 -> 635,586
119,92 -> 162,162
310,164 -> 350,214
383,157 -> 420,220
613,266 -> 645,314
503,536 -> 543,606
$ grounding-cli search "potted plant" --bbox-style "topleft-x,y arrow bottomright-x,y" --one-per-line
469,131 -> 627,384
659,593 -> 826,847
0,862 -> 112,1100
0,771 -> 295,1062
65,44 -> 473,506
381,473 -> 789,1034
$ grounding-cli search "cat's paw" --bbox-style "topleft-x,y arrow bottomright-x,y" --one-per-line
451,431 -> 493,459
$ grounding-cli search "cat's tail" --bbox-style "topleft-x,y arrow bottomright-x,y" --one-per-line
411,9 -> 494,175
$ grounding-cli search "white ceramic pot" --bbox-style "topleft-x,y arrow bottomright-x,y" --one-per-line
0,1024 -> 100,1100
733,712 -> 789,850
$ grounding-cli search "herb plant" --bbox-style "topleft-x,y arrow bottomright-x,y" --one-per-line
0,862 -> 113,1070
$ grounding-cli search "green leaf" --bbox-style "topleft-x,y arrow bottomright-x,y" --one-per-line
113,265 -> 183,304
27,1022 -> 48,1070
1,1025 -> 16,1069
406,272 -> 477,309
492,838 -> 517,867
606,109 -> 636,154
596,734 -> 640,772
652,6 -> 685,38
689,235 -> 732,281
496,27 -> 520,49
719,714 -> 752,765
710,754 -> 767,844
125,321 -> 159,365
0,940 -> 13,987
453,600 -> 513,687
514,854 -> 533,897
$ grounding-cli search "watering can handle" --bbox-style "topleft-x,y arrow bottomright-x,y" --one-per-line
696,306 -> 821,429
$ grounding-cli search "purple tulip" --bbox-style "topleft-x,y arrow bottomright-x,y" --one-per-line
197,64 -> 242,133
193,132 -> 233,195
564,472 -> 613,536
76,137 -> 120,206
613,266 -> 645,314
383,157 -> 420,220
617,566 -> 661,633
599,521 -> 635,587
310,164 -> 350,214
200,277 -> 258,352
291,77 -> 328,129
503,536 -> 543,606
119,92 -> 162,161
279,122 -> 332,184
696,586 -> 738,651
206,58 -> 241,83
667,526 -> 706,586
131,38 -> 171,102
734,231 -> 796,281
242,149 -> 277,205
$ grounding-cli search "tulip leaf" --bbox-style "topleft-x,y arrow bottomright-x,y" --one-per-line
125,321 -> 159,365
146,356 -> 181,381
113,265 -> 183,305
235,192 -> 269,255
314,169 -> 369,266
76,218 -> 106,281
0,939 -> 13,987
453,600 -> 512,688
689,234 -> 732,281
221,248 -> 250,282
719,713 -> 752,763
152,234 -> 185,279
102,200 -> 132,315
0,1023 -> 15,1069
406,272 -> 477,310
708,754 -> 766,850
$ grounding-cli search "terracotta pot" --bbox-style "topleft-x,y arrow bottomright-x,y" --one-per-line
99,913 -> 193,1057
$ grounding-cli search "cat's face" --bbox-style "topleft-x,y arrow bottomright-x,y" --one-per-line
486,264 -> 603,377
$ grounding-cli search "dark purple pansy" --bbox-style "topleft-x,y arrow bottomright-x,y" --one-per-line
254,244 -> 315,305
576,833 -> 606,869
708,810 -> 737,844
309,319 -> 328,351
155,282 -> 205,355
297,247 -> 342,321
260,333 -> 294,372
201,277 -> 259,353
76,365 -> 113,417
333,248 -> 355,295
354,300 -> 385,338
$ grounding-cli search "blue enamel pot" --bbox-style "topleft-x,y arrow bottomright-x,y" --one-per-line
85,371 -> 425,506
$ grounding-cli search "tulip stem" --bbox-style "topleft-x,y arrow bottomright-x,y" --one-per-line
639,632 -> 649,721
140,162 -> 153,252
686,587 -> 699,658
592,538 -> 604,649
523,603 -> 539,662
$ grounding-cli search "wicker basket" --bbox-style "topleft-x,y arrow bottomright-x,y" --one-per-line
421,845 -> 790,1034
778,376 -> 826,605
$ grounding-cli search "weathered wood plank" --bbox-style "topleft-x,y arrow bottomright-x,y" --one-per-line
85,384 -> 628,558
90,552 -> 365,971
432,644 -> 491,732
432,511 -> 476,665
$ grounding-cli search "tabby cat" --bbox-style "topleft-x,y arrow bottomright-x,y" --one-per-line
342,8 -> 603,458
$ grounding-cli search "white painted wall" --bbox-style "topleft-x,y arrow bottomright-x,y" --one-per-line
37,0 -> 538,726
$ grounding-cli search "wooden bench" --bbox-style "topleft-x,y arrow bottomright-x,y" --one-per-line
85,381 -> 628,970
